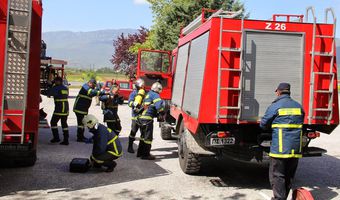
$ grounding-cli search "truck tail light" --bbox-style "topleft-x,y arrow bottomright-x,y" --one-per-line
24,133 -> 33,143
2,135 -> 20,143
217,131 -> 231,138
307,132 -> 320,139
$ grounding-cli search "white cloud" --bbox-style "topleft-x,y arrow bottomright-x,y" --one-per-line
133,0 -> 149,5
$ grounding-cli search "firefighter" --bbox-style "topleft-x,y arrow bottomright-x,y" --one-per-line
82,115 -> 122,172
137,82 -> 165,160
260,83 -> 305,200
99,83 -> 124,134
127,78 -> 146,153
73,79 -> 106,142
48,77 -> 69,145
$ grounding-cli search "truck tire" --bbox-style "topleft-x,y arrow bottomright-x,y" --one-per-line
161,123 -> 173,140
18,151 -> 37,167
178,120 -> 201,174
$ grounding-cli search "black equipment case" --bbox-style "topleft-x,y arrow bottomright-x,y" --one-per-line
69,158 -> 90,173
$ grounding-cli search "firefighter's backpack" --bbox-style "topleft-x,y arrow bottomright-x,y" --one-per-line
69,158 -> 90,173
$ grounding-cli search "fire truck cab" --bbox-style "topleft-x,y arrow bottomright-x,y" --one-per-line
138,8 -> 338,174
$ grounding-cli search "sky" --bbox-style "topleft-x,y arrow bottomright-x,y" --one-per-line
42,0 -> 340,37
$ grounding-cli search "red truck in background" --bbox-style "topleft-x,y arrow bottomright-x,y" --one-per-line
0,0 -> 43,166
102,79 -> 134,100
137,7 -> 338,174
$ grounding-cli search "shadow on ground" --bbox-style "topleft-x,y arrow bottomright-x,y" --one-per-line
0,126 -> 170,197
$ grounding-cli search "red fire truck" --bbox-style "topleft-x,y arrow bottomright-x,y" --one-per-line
137,8 -> 338,174
0,0 -> 42,166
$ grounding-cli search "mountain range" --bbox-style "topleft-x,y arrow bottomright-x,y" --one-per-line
42,29 -> 137,69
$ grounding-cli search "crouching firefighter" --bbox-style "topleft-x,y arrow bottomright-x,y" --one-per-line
260,83 -> 305,200
100,83 -> 124,134
82,115 -> 123,172
137,82 -> 165,160
48,77 -> 69,145
74,79 -> 107,142
127,78 -> 146,153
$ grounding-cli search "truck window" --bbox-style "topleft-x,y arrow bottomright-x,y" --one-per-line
140,51 -> 170,73
119,82 -> 130,89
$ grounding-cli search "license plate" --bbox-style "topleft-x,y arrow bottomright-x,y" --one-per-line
210,137 -> 235,146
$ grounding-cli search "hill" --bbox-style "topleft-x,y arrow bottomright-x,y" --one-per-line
42,29 -> 137,69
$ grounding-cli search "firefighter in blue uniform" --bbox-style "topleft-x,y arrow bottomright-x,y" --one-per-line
137,82 -> 165,160
260,83 -> 305,200
48,77 -> 69,145
73,79 -> 106,142
127,78 -> 146,153
82,115 -> 122,172
99,83 -> 124,134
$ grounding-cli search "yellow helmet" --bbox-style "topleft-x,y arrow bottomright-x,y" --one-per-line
82,114 -> 98,129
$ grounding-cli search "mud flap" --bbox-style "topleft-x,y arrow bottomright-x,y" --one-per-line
302,147 -> 327,157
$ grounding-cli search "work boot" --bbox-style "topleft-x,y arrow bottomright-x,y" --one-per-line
127,137 -> 135,153
105,161 -> 117,173
60,131 -> 69,145
141,144 -> 156,160
136,141 -> 145,157
50,129 -> 60,143
77,129 -> 87,142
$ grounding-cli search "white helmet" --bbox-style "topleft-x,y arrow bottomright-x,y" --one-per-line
82,114 -> 98,129
151,82 -> 163,93
135,78 -> 145,89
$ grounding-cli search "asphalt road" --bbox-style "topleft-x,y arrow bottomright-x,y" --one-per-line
0,89 -> 339,200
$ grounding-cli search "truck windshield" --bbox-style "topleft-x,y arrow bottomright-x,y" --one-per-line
140,51 -> 170,73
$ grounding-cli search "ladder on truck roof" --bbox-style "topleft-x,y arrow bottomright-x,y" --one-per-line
216,10 -> 244,123
0,0 -> 32,144
307,7 -> 337,125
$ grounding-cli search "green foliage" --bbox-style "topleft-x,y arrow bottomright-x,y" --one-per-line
145,0 -> 247,50
81,71 -> 97,82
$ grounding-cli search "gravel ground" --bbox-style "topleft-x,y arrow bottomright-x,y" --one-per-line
0,89 -> 339,200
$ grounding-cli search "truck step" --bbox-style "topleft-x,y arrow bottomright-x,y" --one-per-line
314,90 -> 332,94
303,147 -> 327,157
220,87 -> 241,91
313,108 -> 332,112
311,51 -> 334,57
219,106 -> 241,110
10,8 -> 30,13
8,28 -> 29,34
8,50 -> 27,54
219,47 -> 241,52
220,68 -> 242,72
316,35 -> 334,39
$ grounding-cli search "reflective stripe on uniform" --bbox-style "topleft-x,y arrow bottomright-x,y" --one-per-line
269,153 -> 302,158
91,155 -> 104,164
139,116 -> 153,120
108,150 -> 122,157
61,90 -> 68,95
78,94 -> 92,100
62,102 -> 65,113
143,140 -> 152,145
87,89 -> 93,95
153,98 -> 161,103
278,108 -> 302,116
55,99 -> 68,102
129,101 -> 133,107
63,128 -> 69,131
78,125 -> 84,129
105,120 -> 117,122
272,124 -> 302,129
74,109 -> 88,115
51,126 -> 58,129
97,91 -> 100,96
54,112 -> 69,116
107,128 -> 112,133
279,128 -> 283,153
107,135 -> 118,145
131,117 -> 137,120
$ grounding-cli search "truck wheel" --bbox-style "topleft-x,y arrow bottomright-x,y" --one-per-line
178,121 -> 201,174
18,151 -> 37,167
161,123 -> 173,140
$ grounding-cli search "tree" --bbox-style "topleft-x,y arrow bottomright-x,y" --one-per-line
111,27 -> 149,77
144,0 -> 247,50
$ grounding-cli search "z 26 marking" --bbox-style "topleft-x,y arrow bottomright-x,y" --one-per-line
265,22 -> 287,31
